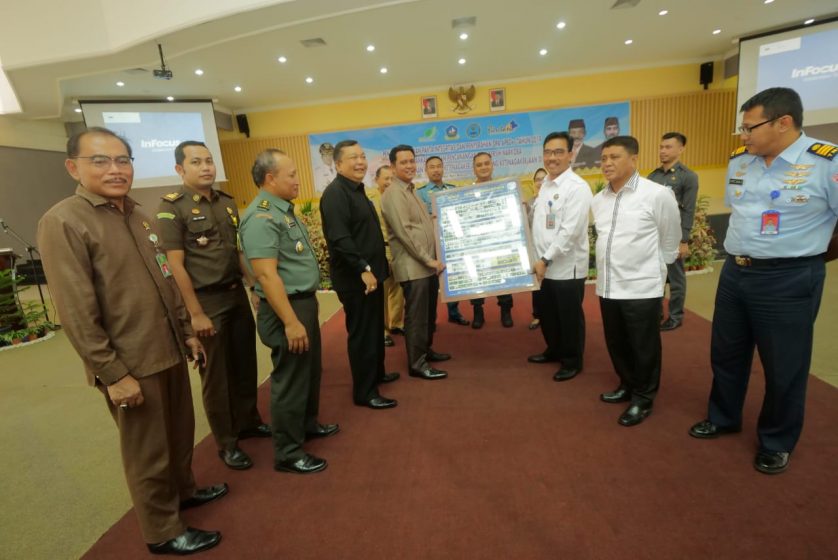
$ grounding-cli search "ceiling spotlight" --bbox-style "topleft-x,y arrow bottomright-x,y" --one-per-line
804,18 -> 815,25
624,39 -> 633,45
539,48 -> 548,56
194,69 -> 204,76
277,56 -> 287,63
305,76 -> 314,84
166,96 -> 174,101
379,67 -> 388,74
116,81 -> 125,87
74,108 -> 82,113
459,32 -> 469,40
763,0 -> 774,3
234,85 -> 242,92
712,29 -> 721,35
659,10 -> 668,16
458,57 -> 466,65
366,44 -> 375,52
556,21 -> 566,29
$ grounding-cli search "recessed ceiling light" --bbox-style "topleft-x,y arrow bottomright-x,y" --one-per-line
166,96 -> 174,101
659,9 -> 668,16
763,0 -> 774,3
458,57 -> 466,65
305,76 -> 314,84
74,108 -> 82,113
459,32 -> 469,40
380,67 -> 388,74
366,44 -> 375,52
539,48 -> 548,56
277,56 -> 287,63
804,18 -> 815,24
624,39 -> 633,45
115,81 -> 125,87
194,69 -> 204,76
234,85 -> 242,92
556,21 -> 566,29
712,29 -> 721,35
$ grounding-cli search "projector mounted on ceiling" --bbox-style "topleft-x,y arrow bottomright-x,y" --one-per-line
153,43 -> 173,80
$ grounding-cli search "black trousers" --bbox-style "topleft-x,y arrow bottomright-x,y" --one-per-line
708,256 -> 825,453
336,288 -> 385,403
256,296 -> 322,463
665,258 -> 686,322
401,274 -> 438,373
539,278 -> 586,369
599,296 -> 662,406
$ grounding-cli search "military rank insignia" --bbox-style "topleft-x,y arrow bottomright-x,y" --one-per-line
729,146 -> 748,159
162,192 -> 183,202
807,143 -> 838,161
258,199 -> 271,210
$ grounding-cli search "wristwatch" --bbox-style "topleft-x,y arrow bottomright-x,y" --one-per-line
540,257 -> 552,266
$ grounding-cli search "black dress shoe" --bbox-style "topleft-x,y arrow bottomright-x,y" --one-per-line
180,484 -> 229,510
754,451 -> 790,475
305,423 -> 340,440
238,423 -> 272,439
501,308 -> 514,328
660,317 -> 682,331
389,327 -> 405,336
600,388 -> 631,404
409,367 -> 448,380
275,454 -> 327,474
472,307 -> 485,329
618,404 -> 652,426
148,527 -> 221,555
553,368 -> 580,382
427,350 -> 451,362
384,335 -> 395,347
219,447 -> 253,470
688,419 -> 742,439
378,371 -> 400,383
449,315 -> 470,326
528,353 -> 558,364
356,396 -> 398,409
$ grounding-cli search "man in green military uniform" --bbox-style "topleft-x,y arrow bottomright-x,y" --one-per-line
156,141 -> 270,471
240,148 -> 339,475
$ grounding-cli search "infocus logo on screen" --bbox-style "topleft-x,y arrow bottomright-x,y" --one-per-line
791,64 -> 838,78
140,139 -> 181,148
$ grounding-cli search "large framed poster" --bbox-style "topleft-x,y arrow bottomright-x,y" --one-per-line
432,179 -> 538,302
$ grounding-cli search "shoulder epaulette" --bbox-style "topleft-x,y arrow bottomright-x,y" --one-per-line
807,142 -> 838,161
729,146 -> 748,160
257,199 -> 271,210
217,190 -> 234,199
161,192 -> 183,202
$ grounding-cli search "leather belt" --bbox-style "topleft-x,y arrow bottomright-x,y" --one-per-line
731,254 -> 823,268
288,291 -> 316,300
195,281 -> 239,293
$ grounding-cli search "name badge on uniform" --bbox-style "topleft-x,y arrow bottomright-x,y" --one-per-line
760,210 -> 780,235
155,252 -> 173,277
545,214 -> 556,229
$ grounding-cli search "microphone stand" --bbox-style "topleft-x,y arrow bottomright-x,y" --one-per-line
0,222 -> 52,326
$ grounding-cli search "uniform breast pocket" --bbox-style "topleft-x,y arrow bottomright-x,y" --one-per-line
186,219 -> 219,248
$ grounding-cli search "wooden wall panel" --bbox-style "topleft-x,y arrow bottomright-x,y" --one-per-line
219,135 -> 313,208
631,90 -> 740,170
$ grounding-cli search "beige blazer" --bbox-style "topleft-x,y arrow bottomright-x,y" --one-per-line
381,177 -> 437,283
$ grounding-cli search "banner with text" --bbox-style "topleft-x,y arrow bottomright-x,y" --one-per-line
308,101 -> 630,193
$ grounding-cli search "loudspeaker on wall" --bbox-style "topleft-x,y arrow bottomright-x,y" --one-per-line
236,114 -> 250,138
700,62 -> 714,89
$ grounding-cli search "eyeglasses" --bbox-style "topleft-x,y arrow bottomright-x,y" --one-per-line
73,155 -> 134,168
738,117 -> 779,135
543,149 -> 568,157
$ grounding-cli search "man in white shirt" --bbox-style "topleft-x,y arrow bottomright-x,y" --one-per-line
592,136 -> 680,427
529,131 -> 593,382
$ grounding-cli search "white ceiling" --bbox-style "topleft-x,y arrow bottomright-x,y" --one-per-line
3,0 -> 837,121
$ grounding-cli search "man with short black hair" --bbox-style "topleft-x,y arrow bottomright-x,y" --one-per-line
382,144 -> 451,380
416,155 -> 469,326
38,127 -> 225,555
568,119 -> 599,170
156,141 -> 270,472
648,132 -> 699,331
320,140 -> 399,409
592,135 -> 681,427
689,87 -> 838,475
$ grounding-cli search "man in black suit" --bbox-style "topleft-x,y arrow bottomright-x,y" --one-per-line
568,119 -> 599,170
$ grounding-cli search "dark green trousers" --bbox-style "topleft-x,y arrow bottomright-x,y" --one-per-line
256,295 -> 322,463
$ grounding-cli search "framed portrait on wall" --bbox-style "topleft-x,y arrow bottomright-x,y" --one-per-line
421,95 -> 437,119
489,88 -> 506,112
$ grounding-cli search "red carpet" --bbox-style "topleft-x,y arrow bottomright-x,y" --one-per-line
83,288 -> 838,559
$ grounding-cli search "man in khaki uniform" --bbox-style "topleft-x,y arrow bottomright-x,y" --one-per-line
240,149 -> 338,475
381,144 -> 451,380
156,141 -> 270,471
38,127 -> 226,555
